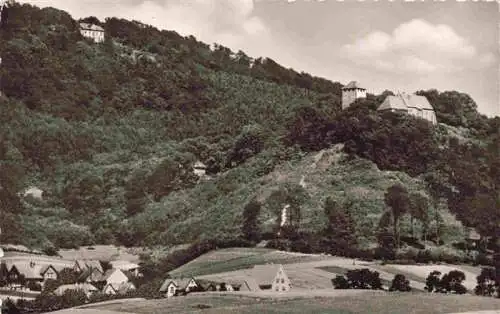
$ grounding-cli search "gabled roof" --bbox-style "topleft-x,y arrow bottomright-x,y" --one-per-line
79,23 -> 104,32
105,282 -> 136,294
249,264 -> 287,286
100,268 -> 124,282
159,277 -> 197,292
176,278 -> 197,290
9,263 -> 44,280
74,259 -> 103,273
159,278 -> 177,292
78,267 -> 103,282
40,265 -> 58,276
342,81 -> 365,90
378,95 -> 407,111
109,260 -> 139,271
378,93 -> 434,111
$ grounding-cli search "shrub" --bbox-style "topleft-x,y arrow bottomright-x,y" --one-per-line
27,281 -> 42,291
440,270 -> 467,294
474,267 -> 499,297
425,271 -> 442,292
425,270 -> 467,294
346,268 -> 383,290
389,274 -> 412,292
332,275 -> 351,289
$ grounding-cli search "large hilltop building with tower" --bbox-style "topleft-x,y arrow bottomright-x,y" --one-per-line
341,81 -> 437,125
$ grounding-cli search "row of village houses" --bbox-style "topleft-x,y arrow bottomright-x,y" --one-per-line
1,257 -> 293,300
0,258 -> 141,298
160,264 -> 292,298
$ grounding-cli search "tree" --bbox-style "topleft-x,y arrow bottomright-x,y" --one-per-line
323,197 -> 357,255
474,267 -> 499,297
389,274 -> 411,292
267,184 -> 308,236
409,192 -> 429,240
376,211 -> 396,260
425,271 -> 442,292
147,155 -> 198,201
332,275 -> 350,289
58,268 -> 79,285
241,198 -> 261,242
440,270 -> 467,294
384,184 -> 410,249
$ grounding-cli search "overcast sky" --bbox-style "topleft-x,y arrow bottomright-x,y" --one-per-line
21,0 -> 499,117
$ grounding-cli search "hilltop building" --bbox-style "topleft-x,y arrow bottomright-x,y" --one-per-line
79,23 -> 105,43
378,92 -> 437,124
342,81 -> 367,110
0,0 -> 13,24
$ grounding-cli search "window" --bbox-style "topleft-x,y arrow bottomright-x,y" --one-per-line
275,287 -> 279,291
281,279 -> 284,283
282,286 -> 286,291
276,278 -> 279,283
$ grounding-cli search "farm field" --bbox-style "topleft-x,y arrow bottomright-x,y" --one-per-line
169,247 -> 331,278
170,248 -> 483,293
67,292 -> 500,314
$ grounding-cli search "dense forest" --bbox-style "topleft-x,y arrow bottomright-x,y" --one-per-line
0,2 -> 498,256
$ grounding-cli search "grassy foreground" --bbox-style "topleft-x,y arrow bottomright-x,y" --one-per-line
79,292 -> 500,314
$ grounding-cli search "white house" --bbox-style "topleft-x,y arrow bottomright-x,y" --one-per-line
250,264 -> 292,292
159,278 -> 199,298
79,23 -> 105,43
342,81 -> 367,110
378,92 -> 437,125
99,268 -> 129,286
102,282 -> 136,295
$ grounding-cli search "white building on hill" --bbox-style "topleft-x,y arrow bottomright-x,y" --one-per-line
79,23 -> 105,43
378,92 -> 437,124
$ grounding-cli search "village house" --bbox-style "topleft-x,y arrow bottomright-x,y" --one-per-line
96,268 -> 130,289
78,267 -> 104,284
159,278 -> 199,298
102,281 -> 136,295
378,92 -> 437,124
250,264 -> 291,292
5,261 -> 69,290
342,81 -> 367,110
79,22 -> 105,43
40,265 -> 58,283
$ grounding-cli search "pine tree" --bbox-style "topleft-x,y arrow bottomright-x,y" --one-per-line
323,197 -> 356,255
242,198 -> 261,242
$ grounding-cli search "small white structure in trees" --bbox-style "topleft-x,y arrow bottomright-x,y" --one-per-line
280,204 -> 290,227
23,186 -> 44,200
193,161 -> 207,177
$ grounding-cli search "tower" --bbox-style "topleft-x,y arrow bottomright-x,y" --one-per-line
341,81 -> 366,110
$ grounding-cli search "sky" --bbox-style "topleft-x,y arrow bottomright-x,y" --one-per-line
20,0 -> 500,117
